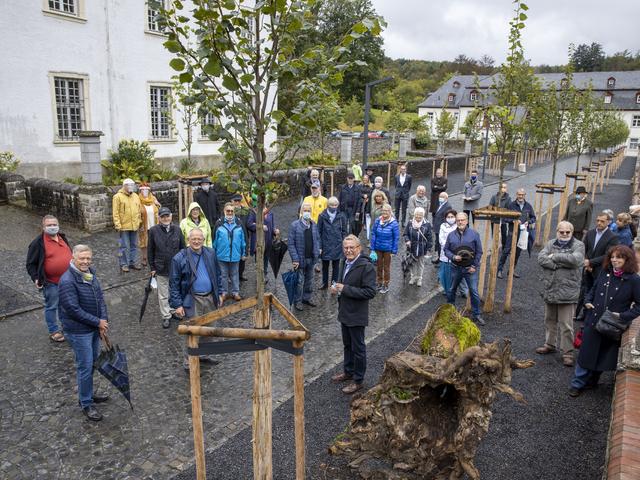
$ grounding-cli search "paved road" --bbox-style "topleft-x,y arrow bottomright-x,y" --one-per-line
0,153 -> 619,479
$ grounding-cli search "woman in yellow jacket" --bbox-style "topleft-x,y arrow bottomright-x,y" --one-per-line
137,182 -> 160,266
180,202 -> 213,248
112,178 -> 143,272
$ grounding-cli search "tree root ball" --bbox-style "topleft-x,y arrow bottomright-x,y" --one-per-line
330,306 -> 534,480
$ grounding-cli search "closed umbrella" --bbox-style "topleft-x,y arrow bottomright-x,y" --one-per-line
269,238 -> 288,279
94,335 -> 133,410
138,276 -> 154,323
281,269 -> 300,306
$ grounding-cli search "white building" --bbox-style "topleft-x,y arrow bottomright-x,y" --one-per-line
417,71 -> 640,153
0,1 -> 275,180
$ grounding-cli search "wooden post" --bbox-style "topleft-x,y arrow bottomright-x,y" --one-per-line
443,158 -> 448,178
386,162 -> 392,190
590,173 -> 596,203
178,181 -> 184,221
599,164 -> 605,192
432,159 -> 436,178
503,220 -> 521,313
477,220 -> 491,298
558,177 -> 570,222
542,191 -> 554,245
330,170 -> 334,197
482,223 -> 501,313
534,190 -> 544,247
253,305 -> 272,479
188,335 -> 206,480
293,340 -> 305,480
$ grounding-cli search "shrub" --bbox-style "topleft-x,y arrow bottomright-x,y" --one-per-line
63,176 -> 84,185
101,139 -> 160,184
0,151 -> 20,172
414,131 -> 432,149
178,157 -> 197,174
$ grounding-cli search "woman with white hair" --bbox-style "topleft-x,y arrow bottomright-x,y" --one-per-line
403,207 -> 433,286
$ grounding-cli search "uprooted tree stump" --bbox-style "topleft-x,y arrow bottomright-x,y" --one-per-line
330,304 -> 534,480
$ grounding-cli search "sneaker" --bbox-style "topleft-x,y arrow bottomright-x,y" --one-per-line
497,270 -> 503,279
513,272 -> 520,279
535,344 -> 556,355
331,372 -> 353,383
416,280 -> 422,287
473,315 -> 485,326
408,278 -> 415,285
342,382 -> 363,395
380,286 -> 388,294
121,265 -> 130,273
562,354 -> 574,367
130,264 -> 142,270
162,318 -> 170,329
302,300 -> 317,307
568,387 -> 582,397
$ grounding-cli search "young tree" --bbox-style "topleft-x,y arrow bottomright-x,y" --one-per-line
343,96 -> 364,130
156,1 -> 382,474
565,85 -> 598,173
591,110 -> 630,152
385,108 -> 408,144
171,80 -> 199,168
435,107 -> 456,155
311,92 -> 342,157
459,108 -> 482,153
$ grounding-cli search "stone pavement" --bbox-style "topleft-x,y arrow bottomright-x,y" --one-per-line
0,153 -> 616,479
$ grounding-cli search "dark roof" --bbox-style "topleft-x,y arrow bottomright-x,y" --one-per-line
418,71 -> 640,110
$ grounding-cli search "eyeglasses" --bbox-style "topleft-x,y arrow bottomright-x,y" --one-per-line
343,246 -> 359,251
456,219 -> 466,223
557,231 -> 571,234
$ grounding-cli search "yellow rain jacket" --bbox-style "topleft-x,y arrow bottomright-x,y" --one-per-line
302,194 -> 328,223
112,187 -> 142,231
180,202 -> 213,248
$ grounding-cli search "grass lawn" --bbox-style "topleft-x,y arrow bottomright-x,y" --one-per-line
338,108 -> 419,132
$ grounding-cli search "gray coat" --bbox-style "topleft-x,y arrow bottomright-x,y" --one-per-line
462,180 -> 484,210
407,194 -> 429,221
538,237 -> 585,304
564,197 -> 593,233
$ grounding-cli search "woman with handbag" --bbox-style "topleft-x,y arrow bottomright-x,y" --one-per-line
403,207 -> 433,287
536,221 -> 585,367
569,245 -> 640,397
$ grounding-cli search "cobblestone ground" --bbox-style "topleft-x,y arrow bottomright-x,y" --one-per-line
0,154 -> 614,479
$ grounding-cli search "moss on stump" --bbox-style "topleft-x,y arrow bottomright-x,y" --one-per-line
421,304 -> 481,357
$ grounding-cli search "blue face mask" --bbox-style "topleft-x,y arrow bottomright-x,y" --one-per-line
328,207 -> 337,213
470,176 -> 477,182
302,212 -> 311,221
438,198 -> 445,204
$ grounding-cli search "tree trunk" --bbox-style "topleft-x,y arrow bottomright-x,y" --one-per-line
574,151 -> 582,174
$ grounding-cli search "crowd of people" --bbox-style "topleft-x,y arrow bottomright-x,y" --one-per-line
25,165 -> 640,420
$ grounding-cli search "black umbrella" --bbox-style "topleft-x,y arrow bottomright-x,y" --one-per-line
281,269 -> 300,306
138,276 -> 154,323
269,238 -> 288,279
94,335 -> 133,410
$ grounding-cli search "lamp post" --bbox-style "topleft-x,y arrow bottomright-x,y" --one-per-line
363,76 -> 393,169
481,109 -> 490,180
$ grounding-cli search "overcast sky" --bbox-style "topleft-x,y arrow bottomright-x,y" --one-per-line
372,0 -> 639,65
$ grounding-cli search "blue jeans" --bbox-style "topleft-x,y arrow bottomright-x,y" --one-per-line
570,362 -> 602,390
118,230 -> 139,266
43,283 -> 62,334
447,265 -> 481,317
65,331 -> 101,407
438,262 -> 452,296
219,261 -> 239,295
295,258 -> 315,304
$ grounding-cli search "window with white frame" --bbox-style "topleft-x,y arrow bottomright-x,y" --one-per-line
200,112 -> 218,139
448,94 -> 455,103
469,91 -> 478,102
630,138 -> 639,150
636,93 -> 640,104
632,115 -> 640,128
454,112 -> 459,122
146,1 -> 166,32
604,93 -> 612,104
149,86 -> 172,139
426,112 -> 434,122
47,0 -> 78,16
607,77 -> 616,88
53,77 -> 86,141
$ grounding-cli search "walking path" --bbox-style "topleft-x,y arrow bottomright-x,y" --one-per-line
0,153 -> 627,479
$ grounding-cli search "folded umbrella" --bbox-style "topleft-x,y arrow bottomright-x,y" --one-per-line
401,252 -> 416,278
94,335 -> 133,410
281,269 -> 300,307
139,276 -> 154,323
269,238 -> 288,279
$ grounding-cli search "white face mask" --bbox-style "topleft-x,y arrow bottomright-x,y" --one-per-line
125,184 -> 135,193
202,184 -> 210,192
446,217 -> 456,225
141,189 -> 150,197
44,225 -> 59,236
374,182 -> 382,188
302,211 -> 311,221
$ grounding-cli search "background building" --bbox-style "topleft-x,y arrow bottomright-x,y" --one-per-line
0,1 -> 275,180
418,71 -> 640,153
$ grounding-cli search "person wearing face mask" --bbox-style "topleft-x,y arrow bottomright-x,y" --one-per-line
212,203 -> 247,304
112,178 -> 143,272
407,185 -> 429,227
370,203 -> 400,294
318,197 -> 349,289
137,182 -> 160,267
497,188 -> 536,279
437,209 -> 458,296
338,173 -> 362,235
147,207 -> 185,328
246,204 -> 279,281
194,177 -> 221,226
564,186 -> 593,241
289,203 -> 321,311
462,169 -> 483,224
430,167 -> 448,220
26,214 -> 73,342
403,207 -> 433,287
302,180 -> 328,224
358,175 -> 373,238
537,221 -> 585,367
432,192 -> 452,265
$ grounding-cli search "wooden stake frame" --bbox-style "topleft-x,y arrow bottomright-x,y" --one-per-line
178,175 -> 209,221
533,184 -> 564,246
177,293 -> 311,480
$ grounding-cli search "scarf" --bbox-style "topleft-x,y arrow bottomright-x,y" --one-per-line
557,239 -> 570,247
69,260 -> 94,283
412,218 -> 424,229
613,268 -> 624,278
138,191 -> 157,207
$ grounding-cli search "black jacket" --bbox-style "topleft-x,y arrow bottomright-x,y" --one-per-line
337,255 -> 377,327
194,189 -> 221,226
147,223 -> 186,276
26,233 -> 72,285
433,201 -> 452,235
583,228 -> 619,280
338,184 -> 362,219
394,174 -> 412,199
429,177 -> 448,214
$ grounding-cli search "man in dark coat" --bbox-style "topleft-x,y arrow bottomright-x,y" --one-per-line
330,235 -> 377,394
193,177 -> 221,226
489,183 -> 511,251
564,186 -> 592,241
576,212 -> 619,320
394,164 -> 412,225
497,188 -> 536,278
431,192 -> 452,264
429,167 -> 448,218
148,207 -> 185,328
338,173 -> 362,234
318,197 -> 349,289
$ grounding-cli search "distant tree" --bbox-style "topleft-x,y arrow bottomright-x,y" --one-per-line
435,107 -> 456,154
459,108 -> 482,143
565,86 -> 598,173
591,110 -> 630,152
602,49 -> 640,71
311,92 -> 343,157
570,42 -> 605,72
478,54 -> 495,70
343,96 -> 364,130
385,108 -> 408,144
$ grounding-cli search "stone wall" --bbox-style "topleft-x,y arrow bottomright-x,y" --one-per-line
290,136 -> 394,160
0,172 -> 26,206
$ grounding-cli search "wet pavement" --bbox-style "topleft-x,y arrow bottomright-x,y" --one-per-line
0,153 -> 625,479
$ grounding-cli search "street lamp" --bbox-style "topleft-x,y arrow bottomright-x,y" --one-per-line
363,76 -> 393,169
481,109 -> 490,180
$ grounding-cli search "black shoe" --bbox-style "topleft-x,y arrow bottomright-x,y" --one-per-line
568,387 -> 582,397
240,276 -> 249,282
319,284 -> 328,290
82,405 -> 103,422
431,258 -> 440,265
171,313 -> 182,322
513,272 -> 520,279
497,270 -> 503,279
92,393 -> 110,404
473,316 -> 486,326
162,318 -> 170,329
294,303 -> 304,312
302,300 -> 317,307
199,356 -> 220,365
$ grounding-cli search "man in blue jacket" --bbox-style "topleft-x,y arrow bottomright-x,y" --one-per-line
444,212 -> 485,325
212,202 -> 247,304
58,245 -> 109,422
289,202 -> 320,312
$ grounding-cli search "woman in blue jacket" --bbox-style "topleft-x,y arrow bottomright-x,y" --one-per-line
370,203 -> 399,294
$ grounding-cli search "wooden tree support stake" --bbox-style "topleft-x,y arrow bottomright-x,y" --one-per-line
293,340 -> 305,480
188,335 -> 206,480
542,191 -> 554,245
503,220 -> 521,313
477,220 -> 491,298
483,223 -> 501,313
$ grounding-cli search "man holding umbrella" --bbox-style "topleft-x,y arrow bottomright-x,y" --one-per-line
58,245 -> 109,422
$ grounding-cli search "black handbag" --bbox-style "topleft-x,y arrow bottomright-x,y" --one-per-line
594,277 -> 628,342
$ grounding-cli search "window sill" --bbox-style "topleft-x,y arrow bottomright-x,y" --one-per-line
145,29 -> 169,38
148,138 -> 177,144
43,10 -> 87,23
198,138 -> 223,144
53,140 -> 81,146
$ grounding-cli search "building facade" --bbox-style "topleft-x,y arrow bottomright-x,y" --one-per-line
0,1 -> 275,180
417,71 -> 640,153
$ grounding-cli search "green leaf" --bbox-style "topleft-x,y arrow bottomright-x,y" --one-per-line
520,3 -> 529,10
519,12 -> 527,20
164,40 -> 181,53
222,76 -> 240,91
179,72 -> 193,83
204,59 -> 222,76
240,73 -> 254,84
170,58 -> 186,71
